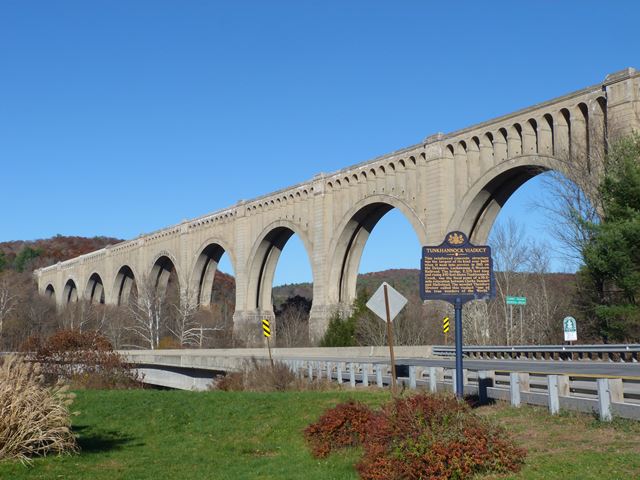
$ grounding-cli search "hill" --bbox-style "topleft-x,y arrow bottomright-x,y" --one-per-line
0,235 -> 122,272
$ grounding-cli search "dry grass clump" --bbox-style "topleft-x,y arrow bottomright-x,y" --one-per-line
217,358 -> 334,392
0,355 -> 77,464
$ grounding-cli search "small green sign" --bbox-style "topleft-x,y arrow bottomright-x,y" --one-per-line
506,296 -> 527,305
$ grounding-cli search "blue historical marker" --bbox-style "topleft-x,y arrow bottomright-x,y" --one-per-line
420,231 -> 495,398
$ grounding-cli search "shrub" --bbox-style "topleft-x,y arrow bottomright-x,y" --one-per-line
320,313 -> 357,347
305,393 -> 526,480
304,401 -> 378,458
0,355 -> 77,463
26,330 -> 142,389
216,358 -> 333,392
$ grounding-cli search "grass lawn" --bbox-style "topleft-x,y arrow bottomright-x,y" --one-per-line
0,389 -> 638,480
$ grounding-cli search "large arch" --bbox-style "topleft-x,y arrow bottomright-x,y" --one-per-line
448,154 -> 574,244
113,265 -> 137,306
62,278 -> 78,305
85,272 -> 105,304
150,254 -> 180,298
190,238 -> 236,307
245,220 -> 315,314
326,194 -> 427,306
44,284 -> 55,300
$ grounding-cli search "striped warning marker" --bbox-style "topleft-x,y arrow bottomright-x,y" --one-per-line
262,319 -> 271,338
443,316 -> 450,334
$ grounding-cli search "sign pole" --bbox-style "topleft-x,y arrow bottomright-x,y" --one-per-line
454,296 -> 464,398
383,284 -> 398,395
266,336 -> 274,369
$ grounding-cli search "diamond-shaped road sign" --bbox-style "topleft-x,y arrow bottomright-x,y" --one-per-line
366,282 -> 408,322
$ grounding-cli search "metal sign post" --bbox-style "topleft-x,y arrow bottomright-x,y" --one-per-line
421,231 -> 495,399
262,319 -> 275,369
366,282 -> 408,396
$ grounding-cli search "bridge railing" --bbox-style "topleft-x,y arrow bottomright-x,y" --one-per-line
280,358 -> 640,422
431,344 -> 640,362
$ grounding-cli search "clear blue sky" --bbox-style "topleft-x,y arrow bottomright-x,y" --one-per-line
1,1 -> 638,284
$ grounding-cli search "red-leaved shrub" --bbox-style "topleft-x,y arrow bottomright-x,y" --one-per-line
304,401 -> 378,458
305,393 -> 526,480
25,330 -> 142,389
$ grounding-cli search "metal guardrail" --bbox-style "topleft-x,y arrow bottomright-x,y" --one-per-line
280,359 -> 640,421
432,344 -> 640,362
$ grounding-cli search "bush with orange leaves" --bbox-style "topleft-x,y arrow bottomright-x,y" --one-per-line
305,393 -> 526,480
24,330 -> 142,389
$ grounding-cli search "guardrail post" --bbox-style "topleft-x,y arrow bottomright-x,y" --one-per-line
548,375 -> 560,415
477,370 -> 494,405
609,378 -> 624,404
317,361 -> 323,380
510,372 -> 521,407
362,364 -> 369,387
325,362 -> 331,381
349,362 -> 356,388
337,362 -> 343,384
307,361 -> 313,381
428,367 -> 438,393
375,364 -> 383,387
409,365 -> 417,389
597,378 -> 613,421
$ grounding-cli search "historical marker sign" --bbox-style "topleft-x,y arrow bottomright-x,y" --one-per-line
420,231 -> 495,399
420,231 -> 494,304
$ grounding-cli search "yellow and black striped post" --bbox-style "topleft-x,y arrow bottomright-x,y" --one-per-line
262,319 -> 274,368
443,316 -> 450,344
262,319 -> 271,338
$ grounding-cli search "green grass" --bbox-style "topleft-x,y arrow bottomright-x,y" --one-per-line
0,389 -> 639,480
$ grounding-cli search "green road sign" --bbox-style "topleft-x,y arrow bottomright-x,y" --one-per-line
506,296 -> 527,305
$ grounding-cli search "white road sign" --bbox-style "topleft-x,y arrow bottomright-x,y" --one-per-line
366,282 -> 408,322
563,316 -> 577,342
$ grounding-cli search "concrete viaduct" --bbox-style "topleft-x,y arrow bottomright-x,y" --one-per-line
35,68 -> 640,345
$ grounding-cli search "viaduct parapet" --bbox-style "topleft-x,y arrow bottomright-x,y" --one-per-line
35,68 -> 640,345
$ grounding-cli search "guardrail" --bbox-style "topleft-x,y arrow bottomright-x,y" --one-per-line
432,344 -> 640,362
279,358 -> 640,422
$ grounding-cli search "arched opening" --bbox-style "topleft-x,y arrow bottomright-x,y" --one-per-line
85,273 -> 105,304
328,199 -> 426,307
62,279 -> 78,305
114,265 -> 137,306
271,233 -> 313,347
248,226 -> 312,312
193,243 -> 233,307
45,284 -> 55,300
150,255 -> 179,299
191,242 -> 236,347
454,160 -> 595,346
245,223 -> 314,346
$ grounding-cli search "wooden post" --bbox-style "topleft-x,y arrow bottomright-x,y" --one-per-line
383,284 -> 398,395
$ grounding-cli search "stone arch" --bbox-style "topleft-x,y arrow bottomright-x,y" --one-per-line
44,284 -> 55,300
62,278 -> 78,305
190,238 -> 237,307
150,254 -> 180,298
326,194 -> 427,305
85,272 -> 105,304
113,264 -> 137,306
245,220 -> 315,313
448,154 -> 570,244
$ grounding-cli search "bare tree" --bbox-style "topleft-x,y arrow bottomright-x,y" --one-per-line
0,277 -> 17,339
275,302 -> 310,347
126,274 -> 164,350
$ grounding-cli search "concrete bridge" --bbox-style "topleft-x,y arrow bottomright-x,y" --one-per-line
36,68 -> 640,345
